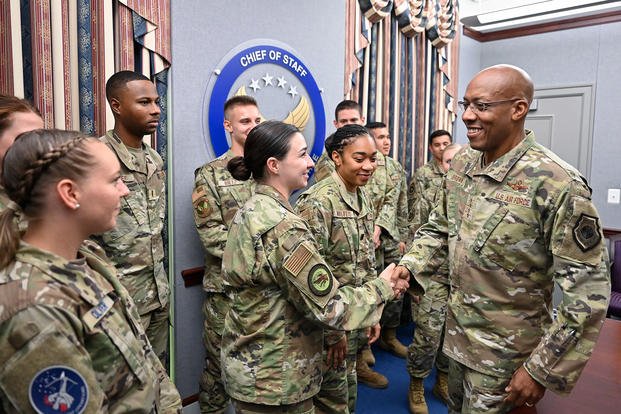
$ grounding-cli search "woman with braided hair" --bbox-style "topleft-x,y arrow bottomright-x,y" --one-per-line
0,129 -> 181,413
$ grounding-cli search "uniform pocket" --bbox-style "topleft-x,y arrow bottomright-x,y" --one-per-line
473,206 -> 538,271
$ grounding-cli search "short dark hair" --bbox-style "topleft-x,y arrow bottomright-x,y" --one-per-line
224,96 -> 258,119
334,100 -> 362,121
105,71 -> 150,102
326,124 -> 370,160
366,121 -> 386,130
227,120 -> 298,181
429,129 -> 452,145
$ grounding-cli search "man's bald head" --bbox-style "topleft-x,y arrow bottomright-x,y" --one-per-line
473,64 -> 534,104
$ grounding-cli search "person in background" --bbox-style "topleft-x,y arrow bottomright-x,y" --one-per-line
192,95 -> 261,413
313,100 -> 366,181
0,94 -> 44,211
366,121 -> 409,359
398,64 -> 610,413
0,129 -> 181,413
91,71 -> 170,366
221,120 -> 408,414
406,143 -> 461,413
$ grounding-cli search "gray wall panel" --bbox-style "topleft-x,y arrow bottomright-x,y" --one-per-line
170,0 -> 346,397
457,22 -> 621,229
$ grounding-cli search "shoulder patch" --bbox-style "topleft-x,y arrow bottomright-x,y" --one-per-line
192,187 -> 212,218
283,243 -> 313,276
573,213 -> 601,252
307,264 -> 333,296
29,366 -> 89,414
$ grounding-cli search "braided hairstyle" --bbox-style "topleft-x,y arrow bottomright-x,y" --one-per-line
0,129 -> 97,269
326,124 -> 371,161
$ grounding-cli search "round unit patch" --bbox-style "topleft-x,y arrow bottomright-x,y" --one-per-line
308,264 -> 333,296
29,366 -> 88,414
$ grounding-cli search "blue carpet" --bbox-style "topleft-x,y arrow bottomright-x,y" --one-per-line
356,323 -> 448,414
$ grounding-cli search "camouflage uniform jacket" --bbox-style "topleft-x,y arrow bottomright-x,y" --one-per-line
386,156 -> 409,242
365,152 -> 401,240
92,131 -> 168,315
400,131 -> 610,394
297,171 -> 378,345
221,184 -> 393,405
312,151 -> 334,182
407,159 -> 444,222
0,241 -> 181,413
192,149 -> 254,292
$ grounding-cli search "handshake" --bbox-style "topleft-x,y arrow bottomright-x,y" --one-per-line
379,263 -> 411,298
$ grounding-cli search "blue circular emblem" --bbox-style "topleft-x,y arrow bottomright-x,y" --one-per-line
29,366 -> 88,414
206,43 -> 326,164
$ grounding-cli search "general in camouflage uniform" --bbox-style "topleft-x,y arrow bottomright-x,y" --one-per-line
0,241 -> 181,413
401,128 -> 610,412
192,149 -> 254,413
297,170 -> 379,413
93,130 -> 169,363
222,184 -> 396,413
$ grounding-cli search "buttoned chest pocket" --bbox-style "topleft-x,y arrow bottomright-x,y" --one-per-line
330,216 -> 358,265
83,302 -> 150,387
108,175 -> 148,242
472,205 -> 539,272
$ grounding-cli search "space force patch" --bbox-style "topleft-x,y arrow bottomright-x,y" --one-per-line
29,366 -> 88,414
573,213 -> 601,252
308,264 -> 333,296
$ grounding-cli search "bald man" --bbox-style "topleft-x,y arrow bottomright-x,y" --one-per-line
398,65 -> 610,413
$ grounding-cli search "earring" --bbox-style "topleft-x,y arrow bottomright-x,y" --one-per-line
74,203 -> 80,210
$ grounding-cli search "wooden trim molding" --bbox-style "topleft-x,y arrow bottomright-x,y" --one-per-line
604,228 -> 621,238
181,266 -> 203,288
463,10 -> 621,42
182,393 -> 198,406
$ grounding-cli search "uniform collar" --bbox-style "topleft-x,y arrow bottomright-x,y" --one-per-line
15,242 -> 108,306
105,130 -> 152,173
330,170 -> 370,215
255,184 -> 294,213
467,130 -> 536,182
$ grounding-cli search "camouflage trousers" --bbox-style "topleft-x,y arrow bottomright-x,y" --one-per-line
232,398 -> 314,414
199,292 -> 231,413
376,235 -> 403,328
314,329 -> 367,414
448,358 -> 516,414
407,279 -> 449,379
140,301 -> 170,368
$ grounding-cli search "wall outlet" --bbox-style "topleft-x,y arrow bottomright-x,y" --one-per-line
607,188 -> 620,204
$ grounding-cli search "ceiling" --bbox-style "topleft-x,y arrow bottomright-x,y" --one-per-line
460,0 -> 621,32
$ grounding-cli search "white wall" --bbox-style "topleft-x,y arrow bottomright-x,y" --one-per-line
456,22 -> 621,229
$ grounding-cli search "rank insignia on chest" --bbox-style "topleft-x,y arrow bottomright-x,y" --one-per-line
507,180 -> 529,192
573,213 -> 601,252
308,264 -> 333,296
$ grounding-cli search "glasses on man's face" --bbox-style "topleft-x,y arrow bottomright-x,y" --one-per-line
457,99 -> 521,113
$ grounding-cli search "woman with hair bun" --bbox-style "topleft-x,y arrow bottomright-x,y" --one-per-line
0,129 -> 181,413
222,120 -> 408,413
